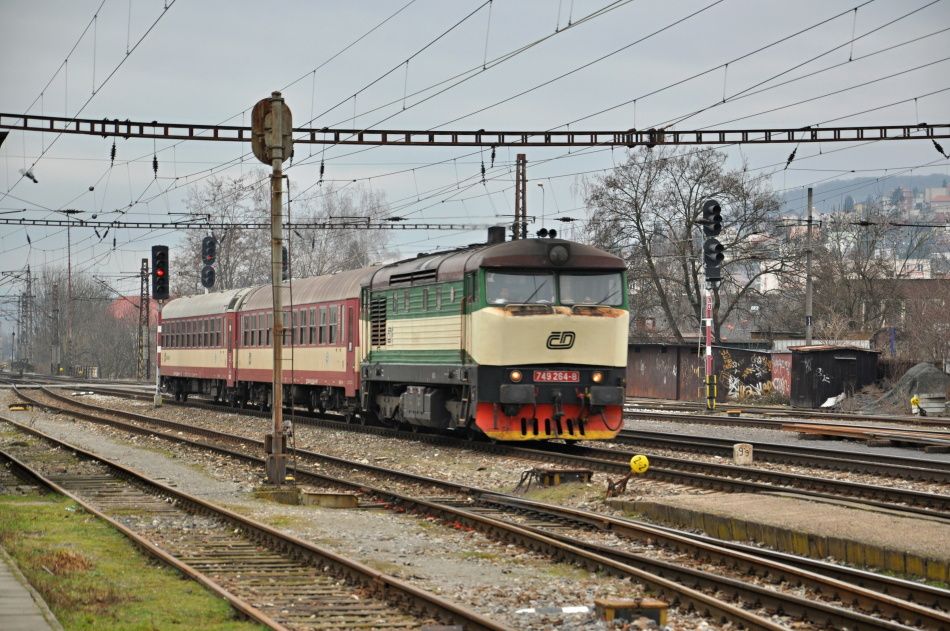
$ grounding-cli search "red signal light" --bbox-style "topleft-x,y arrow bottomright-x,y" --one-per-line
156,268 -> 165,277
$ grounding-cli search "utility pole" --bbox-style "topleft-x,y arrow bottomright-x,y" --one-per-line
138,258 -> 150,380
252,92 -> 293,486
805,187 -> 814,345
51,283 -> 61,375
22,267 -> 33,372
513,153 -> 527,239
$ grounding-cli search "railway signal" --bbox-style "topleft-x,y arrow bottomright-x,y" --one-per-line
201,236 -> 216,265
701,199 -> 722,237
200,265 -> 216,289
703,238 -> 724,283
201,236 -> 216,289
151,245 -> 169,300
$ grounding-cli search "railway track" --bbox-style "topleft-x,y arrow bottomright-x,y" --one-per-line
614,429 -> 950,483
55,385 -> 950,519
10,386 -> 950,630
626,398 -> 950,428
0,414 -> 507,631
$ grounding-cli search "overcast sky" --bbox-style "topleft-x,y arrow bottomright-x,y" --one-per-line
1,0 -> 949,305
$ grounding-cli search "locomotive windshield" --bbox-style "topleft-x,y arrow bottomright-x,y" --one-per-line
559,272 -> 624,306
486,272 -> 555,304
485,271 -> 624,306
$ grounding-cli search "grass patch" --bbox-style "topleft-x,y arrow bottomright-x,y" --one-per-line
0,493 -> 265,631
459,550 -> 498,561
524,482 -> 595,503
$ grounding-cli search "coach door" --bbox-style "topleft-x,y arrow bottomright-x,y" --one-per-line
226,313 -> 235,387
345,304 -> 356,394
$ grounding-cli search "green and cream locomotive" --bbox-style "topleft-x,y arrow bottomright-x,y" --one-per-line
360,227 -> 628,440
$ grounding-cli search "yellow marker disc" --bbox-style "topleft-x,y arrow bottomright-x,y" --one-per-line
630,454 -> 650,475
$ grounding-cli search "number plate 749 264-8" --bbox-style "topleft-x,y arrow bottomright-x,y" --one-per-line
533,370 -> 580,383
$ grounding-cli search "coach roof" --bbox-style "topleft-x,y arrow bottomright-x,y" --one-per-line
239,266 -> 379,311
162,287 -> 253,320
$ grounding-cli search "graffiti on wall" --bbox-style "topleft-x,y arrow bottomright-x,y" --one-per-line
719,350 -> 781,401
771,354 -> 792,397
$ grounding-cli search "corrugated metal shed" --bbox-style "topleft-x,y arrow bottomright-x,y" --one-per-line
771,338 -> 871,352
789,345 -> 879,408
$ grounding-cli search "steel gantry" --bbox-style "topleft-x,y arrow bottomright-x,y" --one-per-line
2,113 -> 948,147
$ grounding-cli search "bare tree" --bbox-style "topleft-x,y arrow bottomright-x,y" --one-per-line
172,178 -> 392,297
583,146 -> 796,342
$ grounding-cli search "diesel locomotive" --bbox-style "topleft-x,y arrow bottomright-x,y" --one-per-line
159,228 -> 629,441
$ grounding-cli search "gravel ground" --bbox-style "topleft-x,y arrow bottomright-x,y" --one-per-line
2,391 -> 720,630
13,388 -> 945,628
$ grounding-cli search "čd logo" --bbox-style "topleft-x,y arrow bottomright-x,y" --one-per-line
546,331 -> 576,349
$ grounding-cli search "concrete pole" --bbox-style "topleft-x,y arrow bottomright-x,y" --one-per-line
154,302 -> 162,406
704,285 -> 715,410
805,187 -> 814,345
267,91 -> 286,485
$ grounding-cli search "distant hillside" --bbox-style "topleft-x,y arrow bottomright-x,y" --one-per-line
778,173 -> 948,216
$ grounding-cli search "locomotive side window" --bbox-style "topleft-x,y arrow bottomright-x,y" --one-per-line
403,289 -> 409,312
435,286 -> 442,310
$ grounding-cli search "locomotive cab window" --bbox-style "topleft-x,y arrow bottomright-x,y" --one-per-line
559,272 -> 624,306
486,271 -> 555,305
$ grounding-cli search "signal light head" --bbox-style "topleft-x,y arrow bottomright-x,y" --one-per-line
701,199 -> 723,237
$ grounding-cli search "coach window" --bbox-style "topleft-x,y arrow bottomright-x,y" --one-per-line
308,308 -> 315,344
298,310 -> 306,346
319,306 -> 327,344
289,311 -> 296,345
215,318 -> 221,347
329,305 -> 338,344
266,313 -> 273,346
340,305 -> 347,344
205,319 -> 211,347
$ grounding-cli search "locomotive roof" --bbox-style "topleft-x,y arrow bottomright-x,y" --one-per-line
238,266 -> 379,312
162,287 -> 254,320
367,238 -> 625,289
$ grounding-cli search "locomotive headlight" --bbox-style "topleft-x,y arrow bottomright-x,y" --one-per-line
548,244 -> 570,265
509,370 -> 523,383
591,371 -> 604,384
